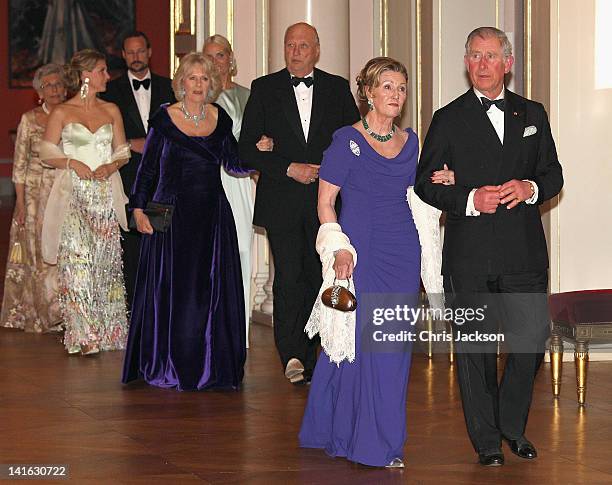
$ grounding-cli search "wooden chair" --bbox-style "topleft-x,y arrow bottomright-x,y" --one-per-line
548,289 -> 612,406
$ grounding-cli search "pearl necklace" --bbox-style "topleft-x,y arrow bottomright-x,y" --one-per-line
180,102 -> 206,128
41,102 -> 50,115
361,116 -> 395,142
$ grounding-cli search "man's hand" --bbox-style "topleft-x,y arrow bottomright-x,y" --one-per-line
473,185 -> 502,214
287,162 -> 319,184
256,135 -> 274,152
129,138 -> 146,154
499,179 -> 533,209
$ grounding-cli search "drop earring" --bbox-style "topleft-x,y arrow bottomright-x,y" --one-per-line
367,98 -> 374,111
80,77 -> 90,99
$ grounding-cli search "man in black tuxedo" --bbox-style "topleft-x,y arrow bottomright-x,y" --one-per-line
101,31 -> 175,309
415,27 -> 563,467
239,22 -> 360,384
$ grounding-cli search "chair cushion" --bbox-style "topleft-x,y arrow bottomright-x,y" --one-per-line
549,290 -> 612,325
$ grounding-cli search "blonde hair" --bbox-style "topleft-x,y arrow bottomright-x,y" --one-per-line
356,57 -> 408,103
172,52 -> 222,102
202,34 -> 237,77
64,49 -> 105,92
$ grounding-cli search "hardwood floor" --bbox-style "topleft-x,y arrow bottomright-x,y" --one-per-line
1,199 -> 611,484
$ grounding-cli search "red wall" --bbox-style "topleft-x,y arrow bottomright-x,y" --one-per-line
0,0 -> 170,160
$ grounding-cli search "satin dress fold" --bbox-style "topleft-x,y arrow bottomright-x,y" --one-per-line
216,85 -> 254,346
299,126 -> 421,466
122,104 -> 246,391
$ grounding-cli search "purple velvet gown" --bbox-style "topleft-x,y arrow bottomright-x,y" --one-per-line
121,104 -> 246,391
299,126 -> 421,466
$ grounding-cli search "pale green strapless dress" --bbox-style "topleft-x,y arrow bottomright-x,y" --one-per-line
216,85 -> 254,345
58,123 -> 128,353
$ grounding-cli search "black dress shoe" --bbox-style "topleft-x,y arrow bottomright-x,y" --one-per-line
505,437 -> 537,459
478,452 -> 504,467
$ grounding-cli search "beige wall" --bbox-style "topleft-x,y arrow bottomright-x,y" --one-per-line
548,0 -> 612,292
432,0 -> 499,110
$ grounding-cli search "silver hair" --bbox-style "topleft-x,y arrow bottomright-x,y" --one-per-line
32,63 -> 65,92
465,27 -> 513,58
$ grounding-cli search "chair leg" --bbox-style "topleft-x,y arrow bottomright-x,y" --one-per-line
550,333 -> 563,398
448,320 -> 454,364
575,341 -> 589,406
426,313 -> 433,359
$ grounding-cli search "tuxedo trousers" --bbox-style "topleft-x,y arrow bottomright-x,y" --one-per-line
444,271 -> 549,454
266,214 -> 321,374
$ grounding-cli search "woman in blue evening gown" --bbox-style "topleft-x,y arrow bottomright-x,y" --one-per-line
299,57 -> 443,467
122,53 -> 246,391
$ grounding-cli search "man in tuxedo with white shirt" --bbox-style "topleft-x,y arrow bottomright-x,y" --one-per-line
101,31 -> 175,310
415,27 -> 563,467
239,22 -> 360,385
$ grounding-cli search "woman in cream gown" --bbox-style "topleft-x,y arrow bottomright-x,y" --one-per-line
1,64 -> 66,332
204,35 -> 273,345
40,49 -> 130,355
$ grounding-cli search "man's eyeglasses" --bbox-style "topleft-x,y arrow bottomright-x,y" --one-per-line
467,52 -> 502,63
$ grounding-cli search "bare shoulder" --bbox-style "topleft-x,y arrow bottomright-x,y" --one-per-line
98,99 -> 120,115
48,103 -> 69,122
166,102 -> 181,114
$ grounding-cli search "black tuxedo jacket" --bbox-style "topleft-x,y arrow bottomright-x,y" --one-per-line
101,72 -> 175,195
239,67 -> 360,230
415,89 -> 563,275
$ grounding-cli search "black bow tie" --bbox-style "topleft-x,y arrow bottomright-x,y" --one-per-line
132,78 -> 151,91
481,97 -> 505,112
291,76 -> 314,88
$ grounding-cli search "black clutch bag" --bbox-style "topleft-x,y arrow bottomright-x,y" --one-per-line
129,202 -> 175,233
321,278 -> 357,312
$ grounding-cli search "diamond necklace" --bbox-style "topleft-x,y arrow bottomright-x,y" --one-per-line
180,102 -> 206,127
41,102 -> 50,115
361,116 -> 395,142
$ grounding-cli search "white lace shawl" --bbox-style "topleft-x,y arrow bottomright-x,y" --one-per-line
305,223 -> 358,366
407,186 -> 444,310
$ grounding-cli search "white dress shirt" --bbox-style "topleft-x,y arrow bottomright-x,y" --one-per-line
465,87 -> 538,216
127,70 -> 152,133
291,71 -> 314,141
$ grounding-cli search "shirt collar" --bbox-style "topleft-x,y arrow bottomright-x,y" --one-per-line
474,86 -> 505,103
290,71 -> 314,79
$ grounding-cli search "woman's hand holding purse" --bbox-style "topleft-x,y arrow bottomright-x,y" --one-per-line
132,208 -> 154,235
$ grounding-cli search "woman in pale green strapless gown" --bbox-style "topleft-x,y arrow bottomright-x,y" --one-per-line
204,35 -> 274,346
40,50 -> 130,355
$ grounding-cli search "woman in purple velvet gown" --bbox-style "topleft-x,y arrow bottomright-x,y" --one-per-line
121,53 -> 246,391
299,58 -> 422,467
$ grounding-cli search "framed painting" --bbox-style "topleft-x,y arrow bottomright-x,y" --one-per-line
9,0 -> 135,88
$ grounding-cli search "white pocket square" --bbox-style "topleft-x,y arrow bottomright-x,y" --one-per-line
523,126 -> 537,137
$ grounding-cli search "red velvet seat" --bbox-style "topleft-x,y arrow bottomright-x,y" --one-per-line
549,290 -> 612,405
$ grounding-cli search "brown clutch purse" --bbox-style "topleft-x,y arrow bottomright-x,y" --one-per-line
321,278 -> 357,312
